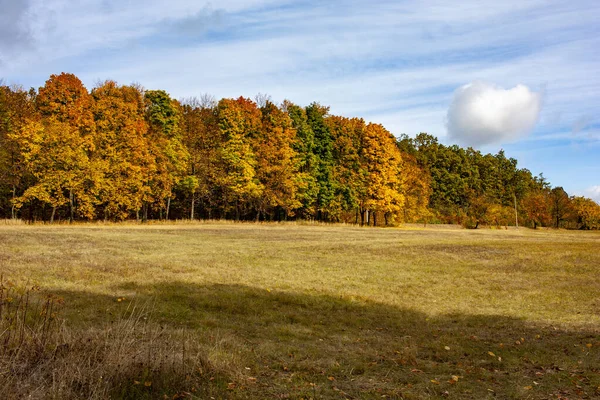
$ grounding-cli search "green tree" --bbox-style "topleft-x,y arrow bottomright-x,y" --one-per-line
283,101 -> 319,219
306,103 -> 335,220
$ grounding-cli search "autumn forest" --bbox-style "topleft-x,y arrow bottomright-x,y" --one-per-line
0,73 -> 598,228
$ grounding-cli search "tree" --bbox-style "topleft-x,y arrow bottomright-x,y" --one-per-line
0,85 -> 36,219
216,97 -> 263,219
14,73 -> 96,222
180,98 -> 221,219
36,73 -> 95,135
327,115 -> 368,222
284,101 -> 319,219
12,118 -> 96,222
570,196 -> 600,230
550,187 -> 571,228
306,103 -> 335,220
522,189 -> 551,229
254,101 -> 301,220
91,81 -> 153,220
399,152 -> 431,223
361,123 -> 404,226
144,90 -> 189,219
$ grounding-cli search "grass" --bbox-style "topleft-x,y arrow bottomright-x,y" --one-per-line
0,222 -> 599,399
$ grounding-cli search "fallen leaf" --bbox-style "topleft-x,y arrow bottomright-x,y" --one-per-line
144,381 -> 152,387
488,351 -> 496,357
431,379 -> 440,385
451,375 -> 459,382
328,376 -> 335,381
586,343 -> 593,348
444,346 -> 450,351
524,386 -> 532,390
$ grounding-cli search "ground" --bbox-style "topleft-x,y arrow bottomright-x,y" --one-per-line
0,221 -> 599,399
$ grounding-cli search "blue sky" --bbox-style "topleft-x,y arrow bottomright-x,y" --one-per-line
1,0 -> 599,201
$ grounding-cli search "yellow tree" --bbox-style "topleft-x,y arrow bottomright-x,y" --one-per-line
92,81 -> 154,220
216,97 -> 263,219
570,196 -> 600,230
0,85 -> 35,219
399,152 -> 431,223
254,101 -> 301,220
12,118 -> 96,222
14,73 -> 96,222
361,123 -> 405,226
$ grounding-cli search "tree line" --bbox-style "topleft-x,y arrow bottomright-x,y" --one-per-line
0,73 -> 598,228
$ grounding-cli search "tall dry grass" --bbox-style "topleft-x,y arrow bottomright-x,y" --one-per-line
0,277 -> 233,399
0,219 -> 25,226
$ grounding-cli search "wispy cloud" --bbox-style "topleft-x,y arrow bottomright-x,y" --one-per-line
585,186 -> 600,203
0,0 -> 599,194
0,0 -> 34,63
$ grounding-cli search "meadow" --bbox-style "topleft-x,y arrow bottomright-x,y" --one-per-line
0,222 -> 599,399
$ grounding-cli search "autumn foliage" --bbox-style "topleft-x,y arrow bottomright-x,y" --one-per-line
0,73 -> 598,227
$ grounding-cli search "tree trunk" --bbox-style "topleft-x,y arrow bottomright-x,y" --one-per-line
373,212 -> 377,227
143,203 -> 148,223
166,197 -> 171,220
365,209 -> 369,226
190,193 -> 195,220
11,185 -> 16,220
50,206 -> 56,224
513,193 -> 519,228
69,190 -> 74,223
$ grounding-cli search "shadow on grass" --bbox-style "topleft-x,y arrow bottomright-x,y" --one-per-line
51,282 -> 599,400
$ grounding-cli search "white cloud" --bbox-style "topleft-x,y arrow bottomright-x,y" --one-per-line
446,81 -> 542,147
584,186 -> 600,203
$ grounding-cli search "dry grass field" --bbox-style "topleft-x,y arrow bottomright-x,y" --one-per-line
1,222 -> 599,399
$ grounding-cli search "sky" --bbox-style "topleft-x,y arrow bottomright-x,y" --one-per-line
0,0 -> 599,201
